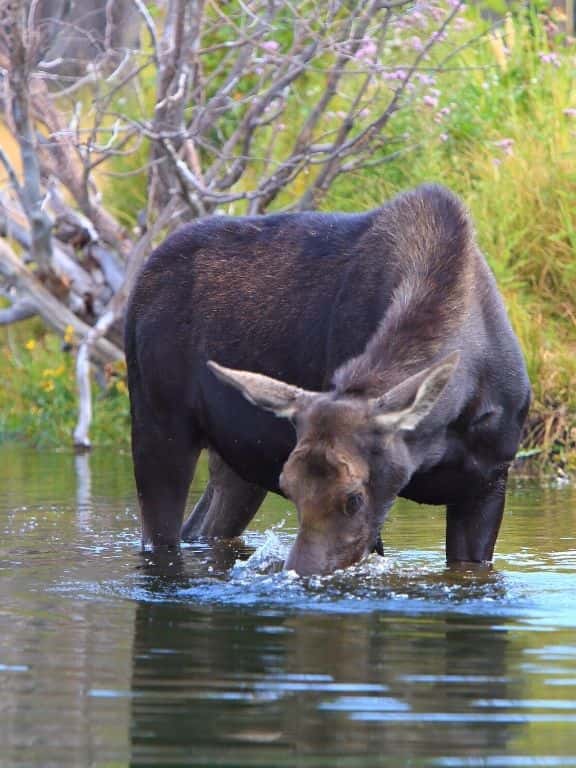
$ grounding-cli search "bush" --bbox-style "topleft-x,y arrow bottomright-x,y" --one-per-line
0,322 -> 130,449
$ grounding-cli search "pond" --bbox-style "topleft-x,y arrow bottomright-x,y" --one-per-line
0,444 -> 575,767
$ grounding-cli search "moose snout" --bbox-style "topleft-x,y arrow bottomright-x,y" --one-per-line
284,533 -> 331,576
283,529 -> 370,576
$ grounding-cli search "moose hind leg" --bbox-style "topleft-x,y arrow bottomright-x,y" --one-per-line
132,420 -> 200,550
445,467 -> 509,563
181,449 -> 266,539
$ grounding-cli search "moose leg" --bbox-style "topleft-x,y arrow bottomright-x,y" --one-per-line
181,449 -> 266,539
132,419 -> 200,549
445,468 -> 509,563
181,482 -> 214,540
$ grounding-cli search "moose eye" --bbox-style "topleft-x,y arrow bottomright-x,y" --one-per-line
344,491 -> 364,517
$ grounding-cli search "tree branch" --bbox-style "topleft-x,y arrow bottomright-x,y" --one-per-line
0,238 -> 123,366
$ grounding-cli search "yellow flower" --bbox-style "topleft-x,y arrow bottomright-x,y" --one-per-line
25,339 -> 36,351
115,379 -> 128,395
41,380 -> 55,393
42,365 -> 65,378
64,324 -> 75,345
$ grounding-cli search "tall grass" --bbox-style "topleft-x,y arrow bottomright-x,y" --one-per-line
0,4 -> 573,466
323,6 -> 576,470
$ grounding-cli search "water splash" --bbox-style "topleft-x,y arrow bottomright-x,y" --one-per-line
232,525 -> 288,576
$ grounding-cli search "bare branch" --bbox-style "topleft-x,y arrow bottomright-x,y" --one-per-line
0,238 -> 123,365
130,0 -> 160,67
0,145 -> 24,203
4,3 -> 53,271
0,297 -> 38,325
72,200 -> 179,448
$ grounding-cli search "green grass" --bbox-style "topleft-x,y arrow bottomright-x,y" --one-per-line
0,320 -> 129,449
322,5 -> 576,471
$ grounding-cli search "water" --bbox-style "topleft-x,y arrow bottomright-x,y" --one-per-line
0,445 -> 575,767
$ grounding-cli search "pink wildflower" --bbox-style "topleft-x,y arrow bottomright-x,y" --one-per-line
494,138 -> 514,156
423,94 -> 439,108
563,108 -> 576,117
382,69 -> 406,81
354,39 -> 377,61
429,6 -> 446,21
453,16 -> 470,30
416,73 -> 436,86
261,40 -> 280,53
538,52 -> 561,67
434,106 -> 451,123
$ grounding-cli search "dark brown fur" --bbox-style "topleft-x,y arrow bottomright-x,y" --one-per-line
125,184 -> 530,574
334,186 -> 475,394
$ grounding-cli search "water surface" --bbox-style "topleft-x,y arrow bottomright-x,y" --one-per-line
0,445 -> 575,766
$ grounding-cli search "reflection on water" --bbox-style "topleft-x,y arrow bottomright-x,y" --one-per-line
0,445 -> 575,766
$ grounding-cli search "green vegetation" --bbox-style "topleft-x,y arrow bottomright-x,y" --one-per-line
1,3 -> 574,471
0,322 -> 129,449
323,5 -> 576,473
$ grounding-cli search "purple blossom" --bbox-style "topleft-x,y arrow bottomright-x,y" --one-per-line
423,93 -> 439,108
382,69 -> 407,81
454,17 -> 471,30
416,73 -> 436,86
261,40 -> 280,53
427,29 -> 448,46
494,138 -> 514,148
409,35 -> 424,51
404,10 -> 426,30
494,138 -> 515,156
440,132 -> 449,142
538,51 -> 561,67
434,106 -> 451,123
563,108 -> 576,117
429,5 -> 446,21
354,39 -> 377,61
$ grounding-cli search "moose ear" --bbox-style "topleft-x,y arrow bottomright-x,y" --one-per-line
373,352 -> 460,432
208,361 -> 317,419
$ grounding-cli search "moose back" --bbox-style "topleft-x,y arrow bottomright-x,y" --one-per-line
125,184 -> 530,575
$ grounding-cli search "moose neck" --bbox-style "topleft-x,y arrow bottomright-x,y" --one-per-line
332,185 -> 476,398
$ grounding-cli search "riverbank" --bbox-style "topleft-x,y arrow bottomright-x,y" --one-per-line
0,4 -> 573,472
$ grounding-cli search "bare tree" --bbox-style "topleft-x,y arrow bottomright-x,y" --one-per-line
0,0 -> 467,449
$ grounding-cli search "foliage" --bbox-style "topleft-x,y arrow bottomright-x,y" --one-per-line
0,320 -> 129,449
0,2 -> 574,469
323,4 -> 576,473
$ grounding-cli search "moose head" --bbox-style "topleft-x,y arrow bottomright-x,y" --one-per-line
208,353 -> 458,576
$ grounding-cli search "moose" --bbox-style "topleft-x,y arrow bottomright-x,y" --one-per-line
125,184 -> 530,575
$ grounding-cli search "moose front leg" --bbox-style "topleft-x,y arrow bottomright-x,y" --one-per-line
445,467 -> 509,563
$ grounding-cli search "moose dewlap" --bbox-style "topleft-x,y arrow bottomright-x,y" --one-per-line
125,184 -> 530,576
